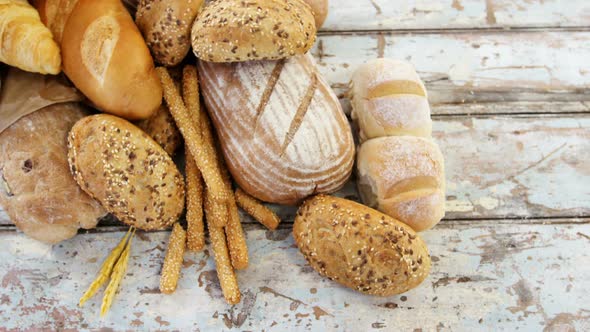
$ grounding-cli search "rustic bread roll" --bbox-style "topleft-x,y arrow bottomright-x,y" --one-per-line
67,114 -> 185,230
350,59 -> 431,142
136,104 -> 182,156
191,0 -> 316,62
0,103 -> 106,244
303,0 -> 328,29
61,0 -> 162,120
198,54 -> 354,205
33,0 -> 79,45
293,195 -> 431,296
357,136 -> 445,232
135,0 -> 204,66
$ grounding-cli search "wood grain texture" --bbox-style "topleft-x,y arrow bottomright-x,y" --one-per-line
4,114 -> 586,226
322,0 -> 590,31
312,31 -> 590,104
0,225 -> 588,330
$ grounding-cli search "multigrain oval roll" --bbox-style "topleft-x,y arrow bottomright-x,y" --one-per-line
67,114 -> 185,230
198,54 -> 354,205
293,195 -> 431,296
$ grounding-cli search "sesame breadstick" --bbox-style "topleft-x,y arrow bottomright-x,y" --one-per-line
101,230 -> 134,317
219,157 -> 249,270
204,192 -> 241,305
235,188 -> 281,230
182,65 -> 201,136
160,223 -> 187,294
185,148 -> 205,252
156,67 -> 227,203
79,228 -> 132,307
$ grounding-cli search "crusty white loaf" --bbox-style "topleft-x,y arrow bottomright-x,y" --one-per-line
350,59 -> 431,142
198,54 -> 354,205
294,195 -> 431,296
191,0 -> 316,62
357,136 -> 445,232
33,0 -> 79,45
303,0 -> 329,29
61,0 -> 162,120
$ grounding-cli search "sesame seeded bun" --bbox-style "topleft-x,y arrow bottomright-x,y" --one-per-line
191,0 -> 317,62
136,0 -> 204,66
67,114 -> 185,231
293,195 -> 431,296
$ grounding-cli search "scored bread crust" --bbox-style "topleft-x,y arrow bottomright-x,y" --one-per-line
198,54 -> 355,205
0,103 -> 106,244
191,0 -> 316,62
34,0 -> 79,45
67,114 -> 185,230
293,195 -> 431,296
61,0 -> 162,120
356,136 -> 446,232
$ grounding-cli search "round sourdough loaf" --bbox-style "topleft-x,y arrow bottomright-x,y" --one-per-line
0,103 -> 106,244
357,136 -> 446,232
191,0 -> 316,62
293,195 -> 431,296
67,114 -> 185,230
61,0 -> 162,120
135,0 -> 204,66
198,54 -> 354,205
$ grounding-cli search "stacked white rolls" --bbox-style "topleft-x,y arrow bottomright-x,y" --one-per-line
350,59 -> 445,232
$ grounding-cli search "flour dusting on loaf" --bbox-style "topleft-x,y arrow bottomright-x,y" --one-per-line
198,54 -> 354,205
81,16 -> 120,85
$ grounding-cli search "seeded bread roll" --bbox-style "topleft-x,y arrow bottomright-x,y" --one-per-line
357,136 -> 445,232
136,104 -> 182,156
67,114 -> 185,230
0,103 -> 106,244
191,0 -> 316,62
135,0 -> 204,66
350,59 -> 431,143
293,195 -> 431,296
61,0 -> 162,120
303,0 -> 328,29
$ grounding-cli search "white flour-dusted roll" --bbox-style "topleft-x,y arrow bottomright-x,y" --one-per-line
350,59 -> 432,142
198,54 -> 354,205
350,59 -> 445,231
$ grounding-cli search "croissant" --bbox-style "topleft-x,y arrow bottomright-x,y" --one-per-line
0,0 -> 61,74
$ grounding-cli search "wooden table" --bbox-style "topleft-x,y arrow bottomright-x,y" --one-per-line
1,1 -> 589,331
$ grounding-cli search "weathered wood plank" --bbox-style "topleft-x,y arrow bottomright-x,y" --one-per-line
323,0 -> 590,31
1,114 -> 588,227
0,224 -> 588,331
312,31 -> 590,104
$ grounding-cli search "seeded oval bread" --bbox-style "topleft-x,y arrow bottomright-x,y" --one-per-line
293,195 -> 431,296
67,114 -> 185,230
191,0 -> 316,62
0,103 -> 106,244
135,0 -> 204,66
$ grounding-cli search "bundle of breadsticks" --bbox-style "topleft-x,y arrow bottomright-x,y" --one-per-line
156,66 -> 282,304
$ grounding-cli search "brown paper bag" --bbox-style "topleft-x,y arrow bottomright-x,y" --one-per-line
0,68 -> 83,133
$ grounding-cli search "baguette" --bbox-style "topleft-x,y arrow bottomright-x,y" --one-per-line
198,54 -> 354,205
61,0 -> 162,120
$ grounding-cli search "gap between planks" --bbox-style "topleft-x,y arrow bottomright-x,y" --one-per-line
318,26 -> 590,36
